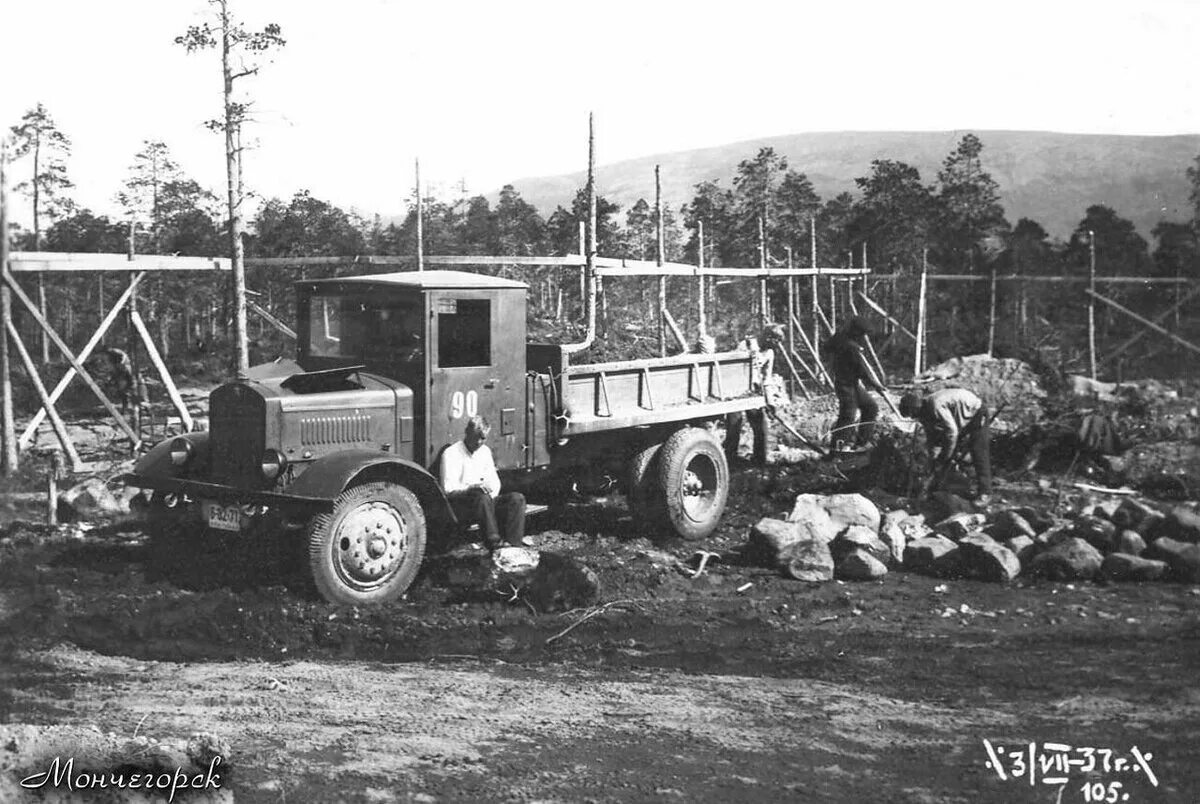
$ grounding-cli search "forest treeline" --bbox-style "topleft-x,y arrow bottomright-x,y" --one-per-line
7,101 -> 1200,381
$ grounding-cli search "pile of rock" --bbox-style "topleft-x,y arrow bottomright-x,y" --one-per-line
749,491 -> 1200,585
749,493 -> 892,582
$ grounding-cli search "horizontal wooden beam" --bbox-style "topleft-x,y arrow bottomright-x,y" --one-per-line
245,253 -> 869,278
9,252 -> 230,272
869,272 -> 1190,284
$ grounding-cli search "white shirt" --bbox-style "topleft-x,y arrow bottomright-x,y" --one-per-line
439,440 -> 501,498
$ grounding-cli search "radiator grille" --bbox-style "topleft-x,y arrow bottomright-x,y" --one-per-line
300,414 -> 371,446
209,383 -> 265,487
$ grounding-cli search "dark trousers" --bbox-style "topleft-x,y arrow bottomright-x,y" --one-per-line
932,411 -> 993,495
448,489 -> 526,547
965,413 -> 993,494
832,382 -> 878,448
725,408 -> 769,465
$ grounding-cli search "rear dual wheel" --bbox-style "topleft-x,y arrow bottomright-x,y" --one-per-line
626,427 -> 729,541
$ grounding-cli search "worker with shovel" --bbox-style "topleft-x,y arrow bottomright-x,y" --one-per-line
899,388 -> 993,502
826,317 -> 895,452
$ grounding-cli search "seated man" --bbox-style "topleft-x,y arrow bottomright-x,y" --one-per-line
899,387 -> 993,501
439,415 -> 528,549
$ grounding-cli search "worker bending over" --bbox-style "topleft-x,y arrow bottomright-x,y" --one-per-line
899,387 -> 993,501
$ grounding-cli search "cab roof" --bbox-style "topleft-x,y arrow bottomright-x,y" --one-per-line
302,269 -> 527,290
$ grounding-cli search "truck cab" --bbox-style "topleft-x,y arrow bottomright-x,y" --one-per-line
296,270 -> 529,471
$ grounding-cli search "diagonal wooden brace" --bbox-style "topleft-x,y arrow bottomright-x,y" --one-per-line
4,272 -> 140,448
131,310 -> 193,432
19,272 -> 145,448
6,320 -> 83,472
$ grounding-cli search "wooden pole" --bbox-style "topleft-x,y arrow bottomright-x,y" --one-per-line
1085,289 -> 1200,356
915,248 -> 928,377
1087,230 -> 1097,379
577,220 -> 586,313
37,274 -> 49,365
47,450 -> 64,525
0,145 -> 16,474
775,347 -> 812,400
19,273 -> 145,448
785,247 -> 795,357
7,320 -> 83,472
987,262 -> 998,357
696,220 -> 708,345
415,159 -> 424,272
828,276 -> 837,332
126,271 -> 142,437
656,165 -> 666,357
757,216 -> 767,325
810,217 -> 819,369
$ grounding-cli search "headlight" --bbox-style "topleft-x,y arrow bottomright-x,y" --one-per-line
261,448 -> 288,481
169,438 -> 194,467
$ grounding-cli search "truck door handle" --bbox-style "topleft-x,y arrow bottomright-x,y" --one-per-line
485,378 -> 498,389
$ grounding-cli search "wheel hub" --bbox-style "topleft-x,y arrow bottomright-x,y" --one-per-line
335,501 -> 407,586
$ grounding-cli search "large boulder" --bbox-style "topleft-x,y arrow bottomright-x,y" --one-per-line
58,477 -> 130,521
922,491 -> 974,523
749,515 -> 837,566
1072,515 -> 1118,553
903,535 -> 957,573
957,534 -> 1021,582
779,539 -> 835,582
1011,506 -> 1056,535
831,525 -> 891,565
1100,553 -> 1168,582
934,513 -> 986,541
1144,537 -> 1200,582
985,510 -> 1036,541
1116,530 -> 1147,557
1159,507 -> 1200,544
1003,535 -> 1038,566
1110,498 -> 1159,532
879,511 -> 927,565
1028,537 -> 1104,581
836,549 -> 889,581
789,493 -> 880,535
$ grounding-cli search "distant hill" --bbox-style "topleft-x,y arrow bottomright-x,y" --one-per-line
501,130 -> 1200,241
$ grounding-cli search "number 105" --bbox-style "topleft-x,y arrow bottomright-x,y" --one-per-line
1081,781 -> 1124,803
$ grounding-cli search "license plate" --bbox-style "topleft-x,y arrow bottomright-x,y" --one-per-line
203,501 -> 242,532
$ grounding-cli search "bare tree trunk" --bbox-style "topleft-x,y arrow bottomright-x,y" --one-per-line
220,0 -> 249,375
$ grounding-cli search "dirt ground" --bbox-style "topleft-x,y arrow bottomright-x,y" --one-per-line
1,470 -> 1199,803
2,370 -> 1199,802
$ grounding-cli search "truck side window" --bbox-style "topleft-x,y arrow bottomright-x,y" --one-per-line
438,299 -> 490,368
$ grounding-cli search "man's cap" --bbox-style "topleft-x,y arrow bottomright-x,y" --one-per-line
899,392 -> 922,418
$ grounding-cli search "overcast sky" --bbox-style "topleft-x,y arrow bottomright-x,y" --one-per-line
2,0 -> 1197,228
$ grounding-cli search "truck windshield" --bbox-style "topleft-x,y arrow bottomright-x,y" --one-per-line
307,294 -> 424,366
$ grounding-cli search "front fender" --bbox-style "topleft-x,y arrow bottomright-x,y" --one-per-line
288,450 -> 455,529
133,431 -> 211,479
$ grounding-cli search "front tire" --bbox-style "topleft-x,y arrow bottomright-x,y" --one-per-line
308,481 -> 427,606
656,427 -> 730,541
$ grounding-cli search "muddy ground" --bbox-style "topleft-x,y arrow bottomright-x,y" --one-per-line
2,366 -> 1200,802
1,466 -> 1199,803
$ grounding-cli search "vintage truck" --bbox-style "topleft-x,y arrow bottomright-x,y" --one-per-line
127,270 -> 768,605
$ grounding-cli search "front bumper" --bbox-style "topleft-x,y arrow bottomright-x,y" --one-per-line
122,474 -> 334,518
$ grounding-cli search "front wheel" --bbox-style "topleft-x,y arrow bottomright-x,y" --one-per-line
308,481 -> 427,606
656,427 -> 730,541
